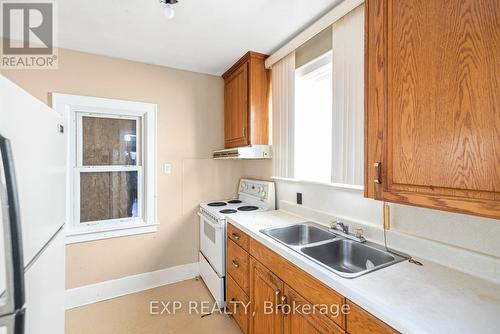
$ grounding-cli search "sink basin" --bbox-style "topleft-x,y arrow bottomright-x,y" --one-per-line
260,222 -> 408,278
301,239 -> 406,278
261,224 -> 336,246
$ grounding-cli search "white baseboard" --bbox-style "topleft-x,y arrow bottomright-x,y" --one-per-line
65,262 -> 199,310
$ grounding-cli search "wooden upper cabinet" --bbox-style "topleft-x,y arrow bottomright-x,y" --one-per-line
365,0 -> 500,218
223,51 -> 270,148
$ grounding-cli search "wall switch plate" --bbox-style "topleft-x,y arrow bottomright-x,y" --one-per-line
296,192 -> 303,205
163,163 -> 172,174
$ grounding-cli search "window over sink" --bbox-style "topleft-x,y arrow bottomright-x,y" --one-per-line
52,94 -> 157,243
294,51 -> 333,183
272,5 -> 364,188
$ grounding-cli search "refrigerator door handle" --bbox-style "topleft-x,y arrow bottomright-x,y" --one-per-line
0,135 -> 25,314
0,310 -> 25,334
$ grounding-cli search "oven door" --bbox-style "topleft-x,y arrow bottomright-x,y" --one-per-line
198,213 -> 225,277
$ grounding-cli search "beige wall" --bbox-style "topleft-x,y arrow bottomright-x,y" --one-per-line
1,48 -> 252,288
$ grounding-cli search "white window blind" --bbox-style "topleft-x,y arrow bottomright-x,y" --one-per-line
271,5 -> 364,187
331,5 -> 364,185
272,52 -> 295,178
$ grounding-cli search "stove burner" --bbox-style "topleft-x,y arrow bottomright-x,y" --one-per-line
220,209 -> 237,214
237,206 -> 259,211
207,202 -> 227,207
228,200 -> 243,204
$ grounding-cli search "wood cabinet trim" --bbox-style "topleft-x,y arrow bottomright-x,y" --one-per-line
222,51 -> 268,79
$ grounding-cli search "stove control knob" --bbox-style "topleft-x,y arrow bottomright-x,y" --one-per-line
257,186 -> 263,193
261,191 -> 267,198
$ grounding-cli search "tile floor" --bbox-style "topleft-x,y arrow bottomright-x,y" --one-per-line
66,278 -> 241,334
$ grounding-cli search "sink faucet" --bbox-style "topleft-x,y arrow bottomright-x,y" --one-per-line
335,221 -> 349,234
329,219 -> 366,243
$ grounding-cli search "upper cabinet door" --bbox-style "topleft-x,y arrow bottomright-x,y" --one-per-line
223,51 -> 270,149
224,63 -> 249,148
365,0 -> 500,218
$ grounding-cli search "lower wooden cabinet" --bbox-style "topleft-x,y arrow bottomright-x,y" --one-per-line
283,286 -> 344,334
249,258 -> 284,334
227,223 -> 399,334
250,238 -> 345,329
226,275 -> 249,334
346,300 -> 398,334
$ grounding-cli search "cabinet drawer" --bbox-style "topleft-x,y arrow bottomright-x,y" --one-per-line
228,223 -> 249,251
227,239 -> 250,294
346,300 -> 398,334
226,275 -> 249,334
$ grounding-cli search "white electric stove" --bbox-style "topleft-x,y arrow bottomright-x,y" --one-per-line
199,179 -> 276,308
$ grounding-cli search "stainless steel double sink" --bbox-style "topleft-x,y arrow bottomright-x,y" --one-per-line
260,222 -> 408,278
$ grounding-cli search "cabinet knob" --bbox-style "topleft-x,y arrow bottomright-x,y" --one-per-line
280,295 -> 288,315
232,260 -> 240,268
232,233 -> 240,240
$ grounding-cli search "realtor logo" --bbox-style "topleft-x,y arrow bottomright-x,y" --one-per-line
1,1 -> 58,69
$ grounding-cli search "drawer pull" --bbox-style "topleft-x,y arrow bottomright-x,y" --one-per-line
232,260 -> 240,268
232,233 -> 241,240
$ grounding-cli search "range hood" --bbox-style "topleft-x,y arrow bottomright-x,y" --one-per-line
213,145 -> 272,160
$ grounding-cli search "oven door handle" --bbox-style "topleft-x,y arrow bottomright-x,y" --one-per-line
198,212 -> 223,230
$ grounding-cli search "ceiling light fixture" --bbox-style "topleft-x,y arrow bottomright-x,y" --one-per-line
160,0 -> 178,19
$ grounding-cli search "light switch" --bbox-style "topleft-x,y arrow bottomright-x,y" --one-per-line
163,163 -> 172,174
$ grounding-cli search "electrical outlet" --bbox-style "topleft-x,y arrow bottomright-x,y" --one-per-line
297,192 -> 303,205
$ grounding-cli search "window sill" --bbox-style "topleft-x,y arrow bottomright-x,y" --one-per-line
271,176 -> 364,191
65,222 -> 158,244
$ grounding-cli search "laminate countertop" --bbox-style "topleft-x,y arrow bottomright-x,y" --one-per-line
227,210 -> 500,334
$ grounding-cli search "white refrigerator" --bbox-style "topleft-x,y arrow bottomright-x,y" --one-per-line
0,76 -> 66,334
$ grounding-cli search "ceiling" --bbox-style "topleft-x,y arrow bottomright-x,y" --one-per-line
57,0 -> 341,75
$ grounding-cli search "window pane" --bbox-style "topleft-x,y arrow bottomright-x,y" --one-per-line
294,54 -> 333,183
82,116 -> 137,166
80,171 -> 139,223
